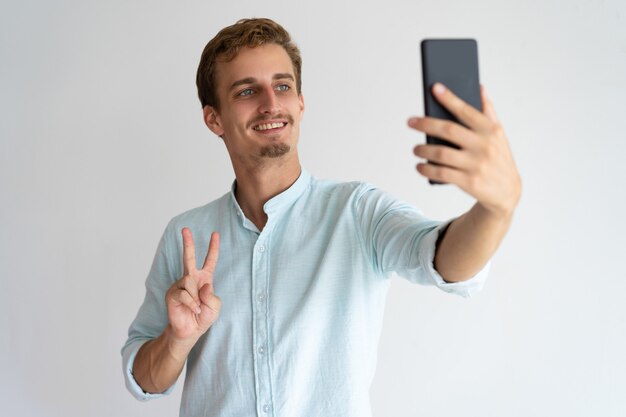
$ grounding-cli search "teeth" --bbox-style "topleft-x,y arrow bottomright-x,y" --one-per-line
254,122 -> 286,131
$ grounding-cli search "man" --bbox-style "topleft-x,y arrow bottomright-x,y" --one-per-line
122,18 -> 521,417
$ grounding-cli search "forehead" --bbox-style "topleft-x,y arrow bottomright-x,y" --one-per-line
215,43 -> 295,89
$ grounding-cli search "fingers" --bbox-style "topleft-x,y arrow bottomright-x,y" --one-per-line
177,275 -> 200,306
202,232 -> 220,273
408,84 -> 501,151
168,285 -> 202,315
413,144 -> 472,170
480,85 -> 499,123
167,231 -> 223,334
180,227 -> 220,290
199,283 -> 221,313
182,227 -> 197,275
416,162 -> 467,187
198,283 -> 222,326
431,83 -> 492,133
408,116 -> 475,149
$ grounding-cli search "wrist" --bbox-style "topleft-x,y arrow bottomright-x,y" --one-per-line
477,176 -> 522,219
162,325 -> 198,361
474,200 -> 516,223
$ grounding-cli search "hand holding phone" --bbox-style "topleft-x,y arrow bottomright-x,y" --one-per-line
410,41 -> 521,214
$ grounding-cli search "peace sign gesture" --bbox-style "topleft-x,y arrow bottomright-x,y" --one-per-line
165,228 -> 222,343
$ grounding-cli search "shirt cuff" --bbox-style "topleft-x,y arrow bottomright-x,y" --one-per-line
121,339 -> 176,401
418,219 -> 490,298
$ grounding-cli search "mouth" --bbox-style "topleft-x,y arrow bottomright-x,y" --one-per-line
252,121 -> 288,132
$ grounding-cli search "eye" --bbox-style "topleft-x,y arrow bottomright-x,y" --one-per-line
275,84 -> 290,92
237,88 -> 254,97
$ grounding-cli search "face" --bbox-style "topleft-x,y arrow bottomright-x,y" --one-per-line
204,43 -> 305,166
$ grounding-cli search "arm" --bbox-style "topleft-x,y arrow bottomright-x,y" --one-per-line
133,325 -> 198,393
133,228 -> 222,393
409,83 -> 522,282
434,202 -> 513,282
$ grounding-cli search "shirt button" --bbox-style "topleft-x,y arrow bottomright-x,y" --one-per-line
258,293 -> 266,302
263,404 -> 271,413
258,245 -> 266,253
258,346 -> 265,355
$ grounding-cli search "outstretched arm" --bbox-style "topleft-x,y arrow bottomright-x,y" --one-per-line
408,83 -> 521,282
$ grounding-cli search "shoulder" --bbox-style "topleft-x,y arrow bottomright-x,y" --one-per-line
308,176 -> 382,202
303,176 -> 417,221
163,192 -> 232,238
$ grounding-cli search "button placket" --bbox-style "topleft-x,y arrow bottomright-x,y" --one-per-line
252,237 -> 273,416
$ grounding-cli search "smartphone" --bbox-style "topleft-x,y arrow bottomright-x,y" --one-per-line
420,39 -> 481,184
421,38 -> 481,136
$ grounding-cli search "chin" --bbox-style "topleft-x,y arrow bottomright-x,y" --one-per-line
259,143 -> 291,158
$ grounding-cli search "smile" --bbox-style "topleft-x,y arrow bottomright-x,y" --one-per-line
253,122 -> 287,131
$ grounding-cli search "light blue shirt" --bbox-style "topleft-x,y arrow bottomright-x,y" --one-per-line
122,169 -> 488,417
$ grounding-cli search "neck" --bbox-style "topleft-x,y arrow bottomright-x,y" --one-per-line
232,154 -> 301,231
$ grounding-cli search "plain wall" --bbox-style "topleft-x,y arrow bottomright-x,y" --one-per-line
1,0 -> 625,416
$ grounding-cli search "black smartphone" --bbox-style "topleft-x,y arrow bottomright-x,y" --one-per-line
421,39 -> 481,183
421,38 -> 482,142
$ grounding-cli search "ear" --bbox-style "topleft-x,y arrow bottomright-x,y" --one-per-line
203,105 -> 225,137
298,93 -> 305,119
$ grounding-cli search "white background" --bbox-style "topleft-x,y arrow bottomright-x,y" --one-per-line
1,0 -> 625,416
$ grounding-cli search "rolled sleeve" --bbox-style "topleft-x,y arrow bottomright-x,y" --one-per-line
121,221 -> 178,401
354,184 -> 490,296
121,339 -> 175,401
417,220 -> 489,298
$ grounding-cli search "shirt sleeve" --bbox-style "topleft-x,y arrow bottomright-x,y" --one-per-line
414,218 -> 489,297
121,222 -> 180,400
354,184 -> 488,298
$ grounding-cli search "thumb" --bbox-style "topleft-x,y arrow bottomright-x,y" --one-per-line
198,283 -> 221,325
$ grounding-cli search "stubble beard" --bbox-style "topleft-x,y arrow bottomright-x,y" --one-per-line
259,143 -> 291,158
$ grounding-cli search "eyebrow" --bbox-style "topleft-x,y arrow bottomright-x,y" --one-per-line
229,73 -> 295,91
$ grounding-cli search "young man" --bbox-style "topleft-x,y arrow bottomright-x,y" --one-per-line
122,18 -> 521,417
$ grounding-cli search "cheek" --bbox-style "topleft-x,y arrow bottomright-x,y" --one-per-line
296,97 -> 304,119
221,108 -> 249,130
286,97 -> 303,117
231,103 -> 256,124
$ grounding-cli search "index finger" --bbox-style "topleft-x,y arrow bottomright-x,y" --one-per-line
432,83 -> 491,133
182,227 -> 197,275
202,232 -> 220,274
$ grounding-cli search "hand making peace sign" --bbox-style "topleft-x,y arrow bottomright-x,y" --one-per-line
165,228 -> 222,342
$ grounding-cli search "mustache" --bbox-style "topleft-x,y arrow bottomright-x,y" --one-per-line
247,113 -> 294,129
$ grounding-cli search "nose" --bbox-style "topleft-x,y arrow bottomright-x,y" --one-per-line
258,88 -> 280,115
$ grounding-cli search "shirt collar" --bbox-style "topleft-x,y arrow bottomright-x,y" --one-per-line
263,168 -> 311,215
229,168 -> 312,223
